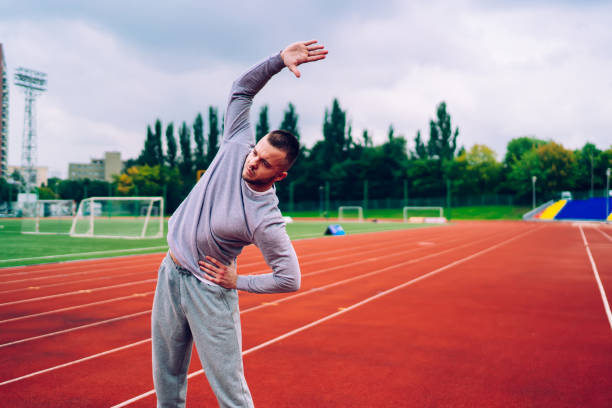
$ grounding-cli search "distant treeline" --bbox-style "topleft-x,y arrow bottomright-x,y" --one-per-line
2,99 -> 610,214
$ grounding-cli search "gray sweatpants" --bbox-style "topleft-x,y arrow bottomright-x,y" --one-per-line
152,253 -> 254,407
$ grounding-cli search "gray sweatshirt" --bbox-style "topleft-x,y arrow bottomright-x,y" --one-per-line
167,53 -> 300,294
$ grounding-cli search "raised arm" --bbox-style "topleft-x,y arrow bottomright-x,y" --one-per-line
223,40 -> 327,145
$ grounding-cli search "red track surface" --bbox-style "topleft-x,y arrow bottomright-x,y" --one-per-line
1,221 -> 611,407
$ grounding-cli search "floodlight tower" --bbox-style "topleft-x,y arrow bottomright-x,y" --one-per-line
14,67 -> 47,196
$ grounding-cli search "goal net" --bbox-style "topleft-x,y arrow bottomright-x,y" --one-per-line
338,206 -> 364,222
21,200 -> 76,235
70,197 -> 164,239
403,206 -> 446,223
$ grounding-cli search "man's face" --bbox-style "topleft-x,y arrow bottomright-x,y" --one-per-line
242,136 -> 288,188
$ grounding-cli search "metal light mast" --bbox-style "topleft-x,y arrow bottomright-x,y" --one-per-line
14,67 -> 47,198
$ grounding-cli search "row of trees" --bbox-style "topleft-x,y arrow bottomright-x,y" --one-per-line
4,99 -> 610,214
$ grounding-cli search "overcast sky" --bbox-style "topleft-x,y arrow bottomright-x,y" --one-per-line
1,0 -> 611,178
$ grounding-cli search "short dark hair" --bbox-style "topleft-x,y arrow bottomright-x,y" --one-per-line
266,129 -> 300,170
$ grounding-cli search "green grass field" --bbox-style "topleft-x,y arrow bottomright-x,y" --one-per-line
285,205 -> 530,220
0,205 -> 529,267
0,218 -> 431,267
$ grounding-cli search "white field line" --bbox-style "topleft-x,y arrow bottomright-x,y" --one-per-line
0,246 -> 168,264
595,226 -> 612,242
579,226 -> 612,331
0,310 -> 151,348
0,279 -> 157,307
0,226 -> 468,323
0,225 -> 534,388
0,226 -> 460,300
0,228 -> 503,344
110,225 -> 541,407
0,225 -> 446,281
0,292 -> 155,324
0,228 -> 430,282
0,223 -> 434,271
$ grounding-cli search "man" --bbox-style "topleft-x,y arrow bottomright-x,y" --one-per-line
152,40 -> 328,407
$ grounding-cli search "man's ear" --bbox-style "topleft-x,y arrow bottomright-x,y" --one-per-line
274,171 -> 288,182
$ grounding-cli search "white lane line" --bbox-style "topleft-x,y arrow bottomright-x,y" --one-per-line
0,224 -> 431,270
579,225 -> 612,331
595,226 -> 612,242
0,311 -> 151,348
0,257 -> 157,278
0,261 -> 161,283
2,226 -> 504,347
0,339 -> 152,386
0,226 -> 526,387
0,228 -> 483,342
0,228 -> 436,283
0,226 -> 446,282
0,270 -> 156,295
244,225 -> 509,282
0,226 -> 459,307
0,292 -> 155,324
110,225 -> 541,407
0,246 -> 168,264
0,279 -> 157,307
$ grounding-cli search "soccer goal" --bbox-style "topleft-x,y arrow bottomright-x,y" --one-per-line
402,206 -> 447,223
70,197 -> 164,239
21,200 -> 76,235
338,206 -> 364,222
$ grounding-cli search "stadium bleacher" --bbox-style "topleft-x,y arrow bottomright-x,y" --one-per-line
554,197 -> 612,221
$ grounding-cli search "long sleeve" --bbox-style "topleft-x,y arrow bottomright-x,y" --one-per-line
236,220 -> 301,294
223,53 -> 286,146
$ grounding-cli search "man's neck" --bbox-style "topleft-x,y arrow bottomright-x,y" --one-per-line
246,181 -> 274,193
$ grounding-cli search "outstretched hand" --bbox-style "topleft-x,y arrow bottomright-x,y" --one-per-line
281,40 -> 328,78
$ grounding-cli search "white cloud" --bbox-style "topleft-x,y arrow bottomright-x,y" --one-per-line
3,20 -> 241,177
2,0 -> 611,181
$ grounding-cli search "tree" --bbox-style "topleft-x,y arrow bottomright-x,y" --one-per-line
280,103 -> 300,139
193,113 -> 206,170
139,125 -> 156,166
507,141 -> 576,200
412,130 -> 428,160
165,122 -> 177,168
362,129 -> 372,148
455,144 -> 503,194
536,142 -> 577,193
207,106 -> 220,165
116,165 -> 167,197
178,121 -> 193,179
256,105 -> 270,142
426,102 -> 459,161
503,136 -> 547,167
0,177 -> 19,203
574,142 -> 601,194
322,98 -> 348,163
138,119 -> 164,166
153,119 -> 163,166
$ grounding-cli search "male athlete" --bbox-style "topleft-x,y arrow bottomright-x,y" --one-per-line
152,40 -> 327,407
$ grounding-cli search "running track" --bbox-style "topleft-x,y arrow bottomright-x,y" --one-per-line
0,221 -> 611,407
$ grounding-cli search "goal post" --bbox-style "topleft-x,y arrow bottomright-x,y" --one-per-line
70,196 -> 164,239
21,199 -> 76,235
338,206 -> 364,222
403,206 -> 446,223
